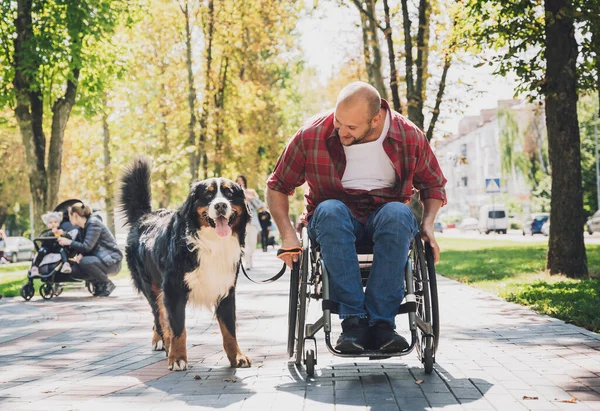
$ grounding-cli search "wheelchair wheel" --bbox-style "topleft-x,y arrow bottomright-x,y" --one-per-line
294,228 -> 310,366
287,262 -> 299,357
287,227 -> 310,362
424,241 -> 440,351
413,235 -> 439,373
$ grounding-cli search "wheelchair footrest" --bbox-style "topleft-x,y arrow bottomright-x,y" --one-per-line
322,299 -> 416,315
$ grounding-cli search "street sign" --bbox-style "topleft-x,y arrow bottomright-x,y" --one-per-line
485,178 -> 501,193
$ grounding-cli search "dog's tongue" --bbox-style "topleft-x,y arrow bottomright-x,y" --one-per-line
215,216 -> 231,237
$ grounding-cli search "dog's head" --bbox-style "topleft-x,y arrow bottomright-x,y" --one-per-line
181,178 -> 250,240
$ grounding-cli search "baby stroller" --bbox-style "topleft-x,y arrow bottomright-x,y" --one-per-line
20,199 -> 96,300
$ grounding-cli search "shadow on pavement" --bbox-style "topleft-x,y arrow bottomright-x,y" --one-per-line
276,361 -> 492,410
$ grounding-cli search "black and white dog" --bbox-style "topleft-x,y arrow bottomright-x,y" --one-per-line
120,157 -> 252,371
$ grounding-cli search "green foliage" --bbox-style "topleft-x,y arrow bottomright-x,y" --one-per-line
460,0 -> 599,99
579,93 -> 600,215
506,279 -> 600,333
498,108 -> 527,180
436,237 -> 600,332
0,0 -> 132,112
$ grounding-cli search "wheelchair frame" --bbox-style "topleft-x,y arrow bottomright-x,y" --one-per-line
287,226 -> 439,377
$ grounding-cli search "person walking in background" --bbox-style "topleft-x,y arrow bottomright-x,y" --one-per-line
236,175 -> 264,270
58,202 -> 122,297
258,207 -> 272,252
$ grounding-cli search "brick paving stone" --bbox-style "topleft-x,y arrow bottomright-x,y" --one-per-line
0,249 -> 599,410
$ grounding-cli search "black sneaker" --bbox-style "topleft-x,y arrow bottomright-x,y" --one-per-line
96,280 -> 116,297
371,321 -> 409,352
335,317 -> 369,353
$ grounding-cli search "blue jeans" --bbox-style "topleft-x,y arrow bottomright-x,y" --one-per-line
308,200 -> 418,327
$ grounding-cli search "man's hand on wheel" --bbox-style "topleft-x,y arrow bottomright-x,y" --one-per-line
419,223 -> 440,264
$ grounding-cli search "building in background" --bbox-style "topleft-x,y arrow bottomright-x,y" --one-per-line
434,100 -> 546,220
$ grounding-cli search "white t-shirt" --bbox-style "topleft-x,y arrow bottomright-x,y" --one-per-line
341,110 -> 396,190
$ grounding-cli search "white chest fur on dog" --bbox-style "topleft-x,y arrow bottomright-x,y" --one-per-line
184,230 -> 241,310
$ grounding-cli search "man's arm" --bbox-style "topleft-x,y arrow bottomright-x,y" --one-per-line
420,198 -> 443,264
265,187 -> 301,267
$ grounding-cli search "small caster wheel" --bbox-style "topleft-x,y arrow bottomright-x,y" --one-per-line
40,283 -> 54,300
305,349 -> 316,377
20,283 -> 35,301
423,347 -> 434,374
86,281 -> 95,295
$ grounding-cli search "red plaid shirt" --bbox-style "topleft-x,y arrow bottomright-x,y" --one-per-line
267,100 -> 447,224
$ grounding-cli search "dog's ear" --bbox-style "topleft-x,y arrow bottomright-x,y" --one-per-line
180,182 -> 200,220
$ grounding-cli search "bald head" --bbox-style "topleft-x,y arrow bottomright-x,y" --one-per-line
336,81 -> 381,119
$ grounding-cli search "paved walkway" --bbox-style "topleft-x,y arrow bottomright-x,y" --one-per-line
0,248 -> 599,411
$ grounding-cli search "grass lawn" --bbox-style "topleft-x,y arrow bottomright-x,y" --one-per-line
437,237 -> 600,333
0,262 -> 131,299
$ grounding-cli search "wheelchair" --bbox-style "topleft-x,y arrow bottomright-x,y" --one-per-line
287,226 -> 439,377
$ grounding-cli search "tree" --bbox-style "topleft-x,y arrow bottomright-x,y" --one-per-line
462,0 -> 593,277
0,112 -> 29,231
0,0 -> 129,234
351,0 -> 387,98
349,0 -> 455,141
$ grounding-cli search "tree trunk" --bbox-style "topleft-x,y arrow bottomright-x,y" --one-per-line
426,54 -> 450,142
102,94 -> 115,235
157,69 -> 172,209
213,56 -> 228,176
413,0 -> 430,130
544,0 -> 587,277
383,0 -> 402,113
48,68 -> 79,209
182,0 -> 199,185
354,0 -> 387,99
198,0 -> 215,180
13,0 -> 47,235
401,0 -> 420,127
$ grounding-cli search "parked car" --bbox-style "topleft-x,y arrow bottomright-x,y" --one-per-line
587,210 -> 600,235
3,236 -> 35,263
541,220 -> 550,236
478,204 -> 508,234
434,221 -> 444,233
459,217 -> 479,231
522,213 -> 549,236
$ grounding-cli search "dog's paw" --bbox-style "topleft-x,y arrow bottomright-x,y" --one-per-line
169,359 -> 188,371
233,354 -> 252,368
152,340 -> 164,351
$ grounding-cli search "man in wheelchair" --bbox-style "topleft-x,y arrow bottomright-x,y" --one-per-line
266,81 -> 446,354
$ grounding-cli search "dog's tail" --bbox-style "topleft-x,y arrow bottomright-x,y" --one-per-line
120,156 -> 152,225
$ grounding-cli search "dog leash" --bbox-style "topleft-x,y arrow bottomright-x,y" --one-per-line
238,246 -> 302,284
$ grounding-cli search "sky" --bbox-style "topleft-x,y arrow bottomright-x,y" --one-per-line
295,2 -> 517,137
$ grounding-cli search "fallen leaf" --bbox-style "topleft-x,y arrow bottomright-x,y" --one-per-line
211,332 -> 218,334
223,377 -> 237,383
41,390 -> 55,394
111,332 -> 117,336
61,346 -> 67,349
33,320 -> 39,323
555,397 -> 577,403
193,375 -> 201,380
415,380 -> 424,385
522,396 -> 538,400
